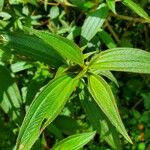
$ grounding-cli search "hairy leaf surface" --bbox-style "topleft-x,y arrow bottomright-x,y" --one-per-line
52,131 -> 96,150
88,74 -> 132,143
90,48 -> 150,73
81,3 -> 109,44
79,85 -> 122,149
0,32 -> 64,67
122,0 -> 150,22
16,75 -> 78,150
30,29 -> 84,66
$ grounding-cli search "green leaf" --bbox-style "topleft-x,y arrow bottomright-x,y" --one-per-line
106,0 -> 116,14
90,48 -> 150,74
122,0 -> 150,22
0,48 -> 12,63
49,6 -> 59,19
0,32 -> 64,67
16,75 -> 79,150
0,65 -> 22,120
98,29 -> 117,48
88,74 -> 132,143
28,28 -> 84,66
0,0 -> 4,11
54,115 -> 80,135
81,3 -> 109,44
92,70 -> 119,87
11,62 -> 33,73
52,131 -> 96,150
79,84 -> 122,149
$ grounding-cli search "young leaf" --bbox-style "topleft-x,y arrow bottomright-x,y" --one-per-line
80,3 -> 109,44
106,0 -> 116,14
0,65 -> 22,120
16,75 -> 79,150
79,85 -> 122,149
28,28 -> 84,66
88,74 -> 132,143
52,131 -> 96,150
90,48 -> 150,74
122,0 -> 150,22
0,32 -> 64,67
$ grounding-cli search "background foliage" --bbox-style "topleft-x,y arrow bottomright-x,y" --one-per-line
0,0 -> 150,149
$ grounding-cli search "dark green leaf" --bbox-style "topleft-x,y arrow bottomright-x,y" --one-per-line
0,32 -> 64,67
98,29 -> 117,48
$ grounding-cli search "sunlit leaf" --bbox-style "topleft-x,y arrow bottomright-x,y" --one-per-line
88,74 -> 132,143
79,84 -> 122,149
52,131 -> 96,150
0,65 -> 22,120
0,0 -> 4,11
16,75 -> 78,150
28,28 -> 84,66
90,48 -> 150,74
106,0 -> 116,14
122,0 -> 150,22
81,3 -> 109,44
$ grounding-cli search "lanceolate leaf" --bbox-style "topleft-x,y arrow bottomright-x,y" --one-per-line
16,75 -> 79,150
88,74 -> 132,143
52,131 -> 96,150
90,48 -> 150,74
0,65 -> 22,120
81,3 -> 109,44
79,85 -> 122,149
0,32 -> 64,67
92,70 -> 119,87
29,29 -> 84,66
122,0 -> 150,22
106,0 -> 116,14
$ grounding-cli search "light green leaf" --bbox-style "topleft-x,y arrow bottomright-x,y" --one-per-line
79,85 -> 122,149
52,131 -> 96,150
16,75 -> 79,150
106,0 -> 116,14
88,74 -> 132,143
11,62 -> 32,73
98,29 -> 117,48
0,65 -> 22,120
29,28 -> 84,66
81,3 -> 109,44
90,48 -> 150,74
49,6 -> 59,19
122,0 -> 150,22
0,32 -> 64,67
92,70 -> 119,87
0,0 -> 4,11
